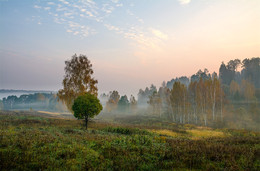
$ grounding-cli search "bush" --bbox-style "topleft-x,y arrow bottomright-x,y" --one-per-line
102,127 -> 151,135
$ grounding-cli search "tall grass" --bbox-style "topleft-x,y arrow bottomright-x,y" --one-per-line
0,111 -> 259,170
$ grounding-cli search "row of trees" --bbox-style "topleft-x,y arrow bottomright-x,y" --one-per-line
142,74 -> 223,126
102,57 -> 259,127
2,93 -> 67,111
229,80 -> 257,102
101,91 -> 137,114
219,57 -> 260,88
100,73 -> 223,126
219,58 -> 260,108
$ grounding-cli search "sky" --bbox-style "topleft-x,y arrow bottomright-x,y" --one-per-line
0,0 -> 259,96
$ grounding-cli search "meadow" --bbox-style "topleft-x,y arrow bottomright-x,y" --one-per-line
0,111 -> 259,170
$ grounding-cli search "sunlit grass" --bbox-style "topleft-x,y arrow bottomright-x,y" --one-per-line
187,129 -> 227,140
148,127 -> 228,140
149,129 -> 179,137
37,111 -> 61,115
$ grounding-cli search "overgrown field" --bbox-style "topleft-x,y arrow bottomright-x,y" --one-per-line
0,111 -> 259,170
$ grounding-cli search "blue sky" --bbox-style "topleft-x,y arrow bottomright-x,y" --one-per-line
0,0 -> 259,96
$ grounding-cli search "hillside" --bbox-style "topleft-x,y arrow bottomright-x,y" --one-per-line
0,111 -> 259,170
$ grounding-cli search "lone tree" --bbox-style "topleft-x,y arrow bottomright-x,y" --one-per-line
58,54 -> 98,111
72,93 -> 102,129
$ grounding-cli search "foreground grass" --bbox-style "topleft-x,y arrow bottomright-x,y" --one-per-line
0,111 -> 259,170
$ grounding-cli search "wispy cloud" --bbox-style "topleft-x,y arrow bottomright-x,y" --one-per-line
34,5 -> 41,9
102,4 -> 114,14
47,2 -> 55,5
64,12 -> 73,17
178,0 -> 191,5
149,28 -> 168,40
33,1 -> 168,49
59,0 -> 69,5
104,24 -> 120,31
111,0 -> 119,3
44,7 -> 50,11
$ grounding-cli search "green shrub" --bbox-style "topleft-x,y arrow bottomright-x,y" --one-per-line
102,127 -> 151,135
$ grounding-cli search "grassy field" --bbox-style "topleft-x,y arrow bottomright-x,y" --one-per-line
0,111 -> 259,170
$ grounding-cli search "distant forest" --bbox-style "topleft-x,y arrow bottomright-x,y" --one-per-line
0,93 -> 66,112
101,57 -> 260,130
1,57 -> 259,130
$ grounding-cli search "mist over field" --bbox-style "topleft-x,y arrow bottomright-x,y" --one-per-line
1,57 -> 259,131
0,0 -> 259,170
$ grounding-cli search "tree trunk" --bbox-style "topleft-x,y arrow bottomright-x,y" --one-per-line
204,113 -> 207,126
193,108 -> 196,124
85,116 -> 89,129
212,87 -> 216,120
220,93 -> 223,122
171,105 -> 175,122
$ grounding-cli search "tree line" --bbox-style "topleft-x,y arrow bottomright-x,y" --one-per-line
1,93 -> 67,112
103,57 -> 259,128
103,71 -> 224,126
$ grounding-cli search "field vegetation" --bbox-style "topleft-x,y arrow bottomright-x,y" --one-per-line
1,111 -> 259,170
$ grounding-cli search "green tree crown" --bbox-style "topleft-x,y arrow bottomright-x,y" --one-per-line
72,93 -> 103,119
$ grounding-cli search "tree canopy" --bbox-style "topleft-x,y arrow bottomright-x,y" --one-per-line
72,93 -> 102,128
58,54 -> 98,111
